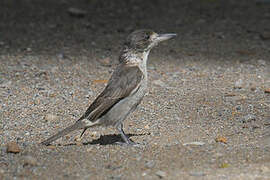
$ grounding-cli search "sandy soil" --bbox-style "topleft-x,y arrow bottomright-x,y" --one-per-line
0,0 -> 270,179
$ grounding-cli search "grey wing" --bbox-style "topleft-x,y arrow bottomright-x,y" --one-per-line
78,64 -> 144,122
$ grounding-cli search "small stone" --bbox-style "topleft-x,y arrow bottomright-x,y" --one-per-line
196,19 -> 206,24
86,148 -> 93,152
250,86 -> 256,91
183,141 -> 205,146
142,172 -> 147,176
47,145 -> 56,150
260,166 -> 270,173
145,160 -> 155,168
6,142 -> 21,153
57,53 -> 65,59
155,170 -> 166,178
89,131 -> 97,137
85,91 -> 94,98
136,155 -> 142,161
234,79 -> 243,89
258,59 -> 266,66
109,175 -> 122,180
0,169 -> 3,180
23,155 -> 38,166
242,114 -> 256,123
98,57 -> 111,66
144,124 -> 150,129
91,41 -> 96,46
265,88 -> 270,93
153,79 -> 166,87
76,142 -> 83,146
74,135 -> 82,142
189,171 -> 206,177
44,114 -> 59,122
260,31 -> 270,40
48,23 -> 57,29
215,32 -> 225,39
148,66 -> 156,70
0,80 -> 12,88
68,7 -> 87,18
213,152 -> 223,158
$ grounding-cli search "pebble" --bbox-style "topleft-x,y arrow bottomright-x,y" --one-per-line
86,147 -> 93,152
145,160 -> 155,168
74,135 -> 82,142
47,145 -> 56,150
0,169 -> 3,180
23,155 -> 38,166
44,114 -> 59,122
183,141 -> 205,146
0,168 -> 4,174
155,170 -> 166,178
250,86 -> 256,91
260,166 -> 270,173
0,80 -> 12,88
99,57 -> 112,66
234,79 -> 243,89
196,19 -> 206,24
242,114 -> 256,123
68,7 -> 87,18
153,79 -> 166,87
85,91 -> 94,98
144,124 -> 150,129
89,131 -> 98,137
265,88 -> 270,93
258,59 -> 266,66
142,171 -> 147,176
6,142 -> 21,153
260,31 -> 270,40
57,53 -> 65,59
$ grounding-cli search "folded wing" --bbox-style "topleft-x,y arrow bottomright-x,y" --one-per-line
78,64 -> 144,122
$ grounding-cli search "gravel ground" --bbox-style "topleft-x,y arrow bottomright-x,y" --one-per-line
1,0 -> 270,179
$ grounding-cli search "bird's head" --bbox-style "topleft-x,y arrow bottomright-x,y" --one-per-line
124,29 -> 177,52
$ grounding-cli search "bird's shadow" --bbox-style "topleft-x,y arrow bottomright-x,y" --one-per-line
64,133 -> 149,146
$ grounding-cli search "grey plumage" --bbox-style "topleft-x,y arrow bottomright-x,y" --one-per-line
41,29 -> 176,146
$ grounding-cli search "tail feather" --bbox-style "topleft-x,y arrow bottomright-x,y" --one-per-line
41,121 -> 85,146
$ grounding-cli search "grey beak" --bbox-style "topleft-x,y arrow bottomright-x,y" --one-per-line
156,33 -> 177,42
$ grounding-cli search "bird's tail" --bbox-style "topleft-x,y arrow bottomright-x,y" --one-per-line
41,121 -> 85,146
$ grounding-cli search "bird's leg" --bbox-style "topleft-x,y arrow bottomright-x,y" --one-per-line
116,123 -> 137,145
80,128 -> 87,138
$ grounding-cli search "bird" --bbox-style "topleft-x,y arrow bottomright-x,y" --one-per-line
41,29 -> 177,146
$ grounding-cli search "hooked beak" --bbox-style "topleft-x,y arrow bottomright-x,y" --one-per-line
156,33 -> 177,42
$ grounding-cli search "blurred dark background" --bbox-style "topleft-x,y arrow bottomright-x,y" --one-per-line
1,0 -> 270,62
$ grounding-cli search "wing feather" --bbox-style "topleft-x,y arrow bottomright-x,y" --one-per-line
78,64 -> 144,122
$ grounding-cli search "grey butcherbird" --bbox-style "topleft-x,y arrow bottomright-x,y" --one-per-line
41,29 -> 177,146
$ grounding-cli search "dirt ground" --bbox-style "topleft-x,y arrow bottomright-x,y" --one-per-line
1,0 -> 270,179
